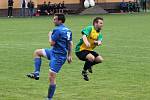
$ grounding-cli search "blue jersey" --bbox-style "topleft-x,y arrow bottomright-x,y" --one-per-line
51,24 -> 72,56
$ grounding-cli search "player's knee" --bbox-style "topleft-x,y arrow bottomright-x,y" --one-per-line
34,49 -> 40,55
95,56 -> 104,63
34,49 -> 43,57
98,59 -> 103,63
48,72 -> 56,84
87,56 -> 95,62
49,73 -> 55,80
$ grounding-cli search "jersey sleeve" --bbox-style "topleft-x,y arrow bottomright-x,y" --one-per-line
81,26 -> 92,36
98,33 -> 103,41
51,29 -> 60,42
67,30 -> 72,41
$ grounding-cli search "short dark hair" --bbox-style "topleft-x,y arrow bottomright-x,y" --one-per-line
54,13 -> 65,23
93,17 -> 103,25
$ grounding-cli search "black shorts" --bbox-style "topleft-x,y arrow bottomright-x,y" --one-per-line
75,50 -> 99,61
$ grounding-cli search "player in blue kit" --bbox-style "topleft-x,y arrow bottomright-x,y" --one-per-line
26,13 -> 73,100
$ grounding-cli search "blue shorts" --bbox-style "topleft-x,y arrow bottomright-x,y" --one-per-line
44,48 -> 67,73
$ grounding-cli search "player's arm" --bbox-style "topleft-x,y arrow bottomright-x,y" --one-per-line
82,34 -> 90,47
67,41 -> 73,64
94,33 -> 103,46
49,29 -> 60,46
67,31 -> 73,63
68,41 -> 73,57
81,26 -> 92,47
48,31 -> 56,46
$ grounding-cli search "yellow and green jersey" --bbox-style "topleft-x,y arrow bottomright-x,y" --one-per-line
75,25 -> 103,52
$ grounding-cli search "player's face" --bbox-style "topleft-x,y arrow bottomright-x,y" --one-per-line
94,19 -> 103,32
53,16 -> 61,26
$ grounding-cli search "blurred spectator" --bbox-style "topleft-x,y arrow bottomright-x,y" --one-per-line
61,1 -> 66,13
37,1 -> 66,15
132,2 -> 136,12
47,2 -> 52,14
53,3 -> 57,13
135,2 -> 140,12
21,0 -> 26,17
142,0 -> 147,12
120,2 -> 127,13
40,1 -> 48,15
27,0 -> 34,17
128,1 -> 133,13
8,0 -> 14,17
57,3 -> 61,13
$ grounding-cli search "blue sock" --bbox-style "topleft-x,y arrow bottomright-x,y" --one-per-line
34,58 -> 41,76
48,84 -> 56,99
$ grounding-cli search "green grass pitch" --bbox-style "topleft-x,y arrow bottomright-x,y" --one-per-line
0,13 -> 150,100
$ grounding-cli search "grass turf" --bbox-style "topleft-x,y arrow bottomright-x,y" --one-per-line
0,13 -> 150,100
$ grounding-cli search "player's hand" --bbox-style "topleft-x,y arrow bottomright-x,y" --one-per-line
85,42 -> 91,48
67,56 -> 72,64
94,41 -> 102,46
97,41 -> 102,46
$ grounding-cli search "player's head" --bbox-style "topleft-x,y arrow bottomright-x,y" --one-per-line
53,13 -> 65,26
93,17 -> 104,32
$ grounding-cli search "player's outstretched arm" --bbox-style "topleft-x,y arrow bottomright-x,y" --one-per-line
67,41 -> 73,64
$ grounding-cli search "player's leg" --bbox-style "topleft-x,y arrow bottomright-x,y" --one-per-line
10,7 -> 13,17
82,53 -> 104,81
47,71 -> 56,100
76,50 -> 95,81
87,51 -> 104,73
27,48 -> 50,80
91,51 -> 104,66
94,55 -> 104,64
82,53 -> 95,81
47,55 -> 66,99
76,50 -> 94,71
84,53 -> 95,71
8,7 -> 10,17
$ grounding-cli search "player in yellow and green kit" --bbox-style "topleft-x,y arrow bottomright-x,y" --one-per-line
75,17 -> 104,81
